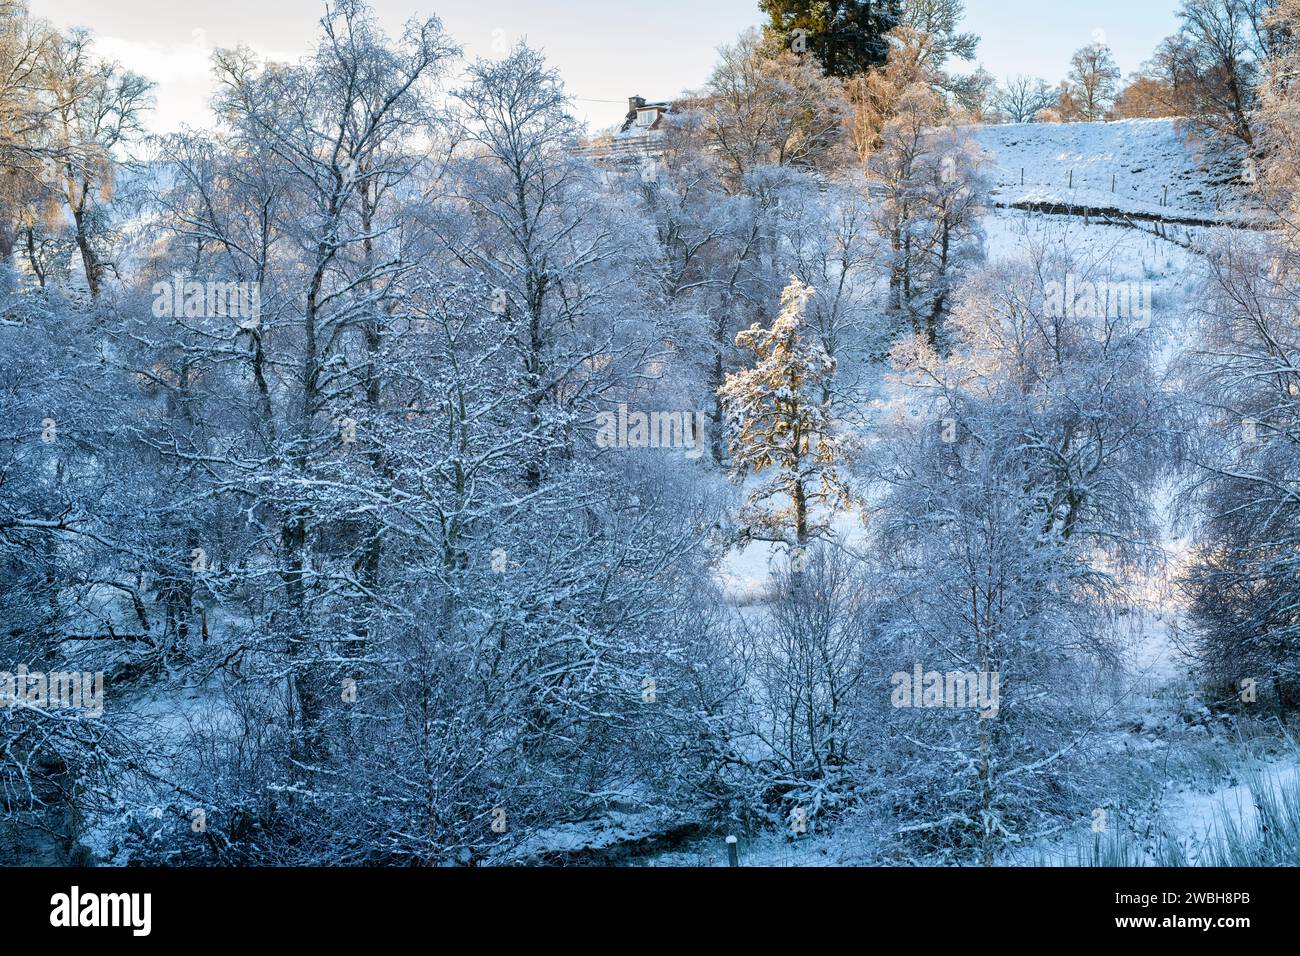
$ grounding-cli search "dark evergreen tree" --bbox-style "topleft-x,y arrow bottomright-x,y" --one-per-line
760,0 -> 901,77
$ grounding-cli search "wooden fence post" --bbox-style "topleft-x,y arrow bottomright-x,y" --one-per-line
726,834 -> 739,867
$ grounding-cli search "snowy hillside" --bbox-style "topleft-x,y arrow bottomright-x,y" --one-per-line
969,118 -> 1261,224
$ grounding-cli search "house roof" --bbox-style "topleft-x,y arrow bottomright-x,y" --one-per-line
616,96 -> 675,136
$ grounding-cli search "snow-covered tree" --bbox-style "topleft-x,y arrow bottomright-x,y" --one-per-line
695,30 -> 849,191
1175,3 -> 1300,709
781,180 -> 880,407
1178,238 -> 1300,707
863,239 -> 1174,863
868,85 -> 987,344
720,277 -> 852,546
41,28 -> 153,296
1257,0 -> 1300,236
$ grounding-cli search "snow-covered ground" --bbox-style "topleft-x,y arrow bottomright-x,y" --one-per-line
968,118 -> 1261,224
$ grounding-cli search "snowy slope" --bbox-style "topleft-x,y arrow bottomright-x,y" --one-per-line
967,118 -> 1260,224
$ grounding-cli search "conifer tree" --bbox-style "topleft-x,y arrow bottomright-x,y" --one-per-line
720,278 -> 852,547
759,0 -> 900,77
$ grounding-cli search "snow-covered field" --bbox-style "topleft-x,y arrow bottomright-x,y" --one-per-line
969,118 -> 1262,224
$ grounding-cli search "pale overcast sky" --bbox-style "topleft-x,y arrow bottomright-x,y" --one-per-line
29,0 -> 1183,135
